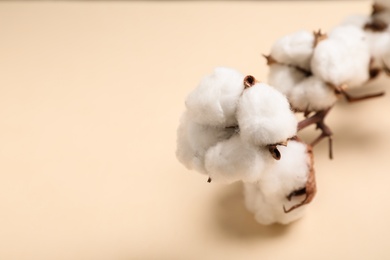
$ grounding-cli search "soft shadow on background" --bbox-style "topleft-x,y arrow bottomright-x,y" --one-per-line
211,182 -> 293,239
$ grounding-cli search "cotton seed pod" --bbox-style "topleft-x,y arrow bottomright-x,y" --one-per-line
176,112 -> 236,174
270,30 -> 315,71
289,75 -> 338,112
311,25 -> 371,88
237,81 -> 297,147
205,135 -> 270,184
267,64 -> 307,99
243,140 -> 316,225
185,67 -> 245,127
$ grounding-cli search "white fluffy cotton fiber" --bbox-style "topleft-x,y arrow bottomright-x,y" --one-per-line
176,112 -> 236,174
244,140 -> 311,225
237,82 -> 297,146
185,67 -> 245,127
311,25 -> 371,88
205,135 -> 271,184
270,30 -> 315,71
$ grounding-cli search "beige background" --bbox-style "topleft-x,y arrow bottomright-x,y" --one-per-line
1,1 -> 390,259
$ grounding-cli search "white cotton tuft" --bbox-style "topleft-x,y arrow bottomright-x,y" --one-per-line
205,135 -> 269,184
176,112 -> 235,174
311,25 -> 371,88
267,64 -> 307,98
270,30 -> 315,71
237,83 -> 297,146
244,141 -> 311,225
342,15 -> 369,28
185,67 -> 245,127
289,75 -> 337,112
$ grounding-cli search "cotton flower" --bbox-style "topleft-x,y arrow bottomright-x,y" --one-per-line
244,140 -> 315,225
205,135 -> 270,184
270,30 -> 315,71
311,25 -> 371,88
237,82 -> 297,147
185,67 -> 245,127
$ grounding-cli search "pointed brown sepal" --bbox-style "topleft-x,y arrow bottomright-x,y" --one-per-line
313,29 -> 327,48
364,18 -> 388,32
372,3 -> 386,15
207,177 -> 212,183
262,54 -> 277,66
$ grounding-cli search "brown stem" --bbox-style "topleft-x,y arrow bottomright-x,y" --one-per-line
341,90 -> 385,103
298,108 -> 331,131
332,83 -> 385,103
298,108 -> 333,159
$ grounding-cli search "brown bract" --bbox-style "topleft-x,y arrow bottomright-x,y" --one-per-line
262,54 -> 277,66
283,143 -> 317,213
364,18 -> 388,32
313,29 -> 327,48
372,3 -> 387,15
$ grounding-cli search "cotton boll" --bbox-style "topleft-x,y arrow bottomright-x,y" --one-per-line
185,67 -> 245,127
289,76 -> 337,112
243,141 -> 313,225
205,135 -> 270,184
311,25 -> 370,88
270,30 -> 315,71
176,112 -> 236,174
342,15 -> 390,68
267,64 -> 307,99
237,82 -> 297,146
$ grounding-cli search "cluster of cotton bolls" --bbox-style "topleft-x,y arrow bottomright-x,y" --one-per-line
176,67 -> 316,225
267,0 -> 390,114
176,0 -> 388,226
